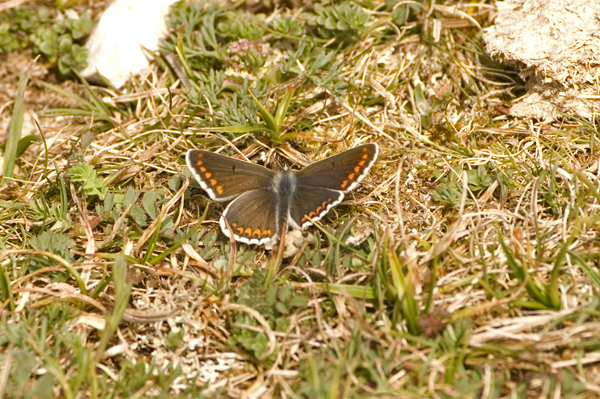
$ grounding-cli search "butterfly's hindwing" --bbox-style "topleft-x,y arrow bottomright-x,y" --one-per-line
220,189 -> 279,245
295,144 -> 378,193
186,150 -> 275,201
288,186 -> 345,230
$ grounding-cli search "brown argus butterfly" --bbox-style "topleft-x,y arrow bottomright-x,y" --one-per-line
186,144 -> 378,245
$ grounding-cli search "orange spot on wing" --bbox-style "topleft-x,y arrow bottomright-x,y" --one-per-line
216,186 -> 224,194
244,227 -> 252,235
348,173 -> 355,180
362,154 -> 369,159
196,160 -> 203,166
263,229 -> 272,236
210,179 -> 217,186
354,166 -> 361,173
253,229 -> 262,237
232,223 -> 237,228
200,166 -> 207,172
358,160 -> 366,166
322,201 -> 328,208
341,180 -> 348,189
308,211 -> 316,218
316,206 -> 322,213
237,227 -> 244,233
205,172 -> 212,178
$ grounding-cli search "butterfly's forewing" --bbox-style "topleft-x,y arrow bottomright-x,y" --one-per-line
220,189 -> 279,245
186,150 -> 275,201
288,187 -> 345,230
294,144 -> 378,192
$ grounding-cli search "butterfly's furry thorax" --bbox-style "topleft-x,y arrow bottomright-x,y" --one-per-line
273,171 -> 297,232
272,171 -> 296,196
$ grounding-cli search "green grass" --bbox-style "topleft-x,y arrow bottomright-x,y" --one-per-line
0,0 -> 599,398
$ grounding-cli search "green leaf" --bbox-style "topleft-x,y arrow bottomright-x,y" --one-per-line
0,262 -> 14,311
275,302 -> 289,315
72,44 -> 88,68
249,91 -> 278,132
391,4 -> 411,26
414,83 -> 432,129
15,135 -> 40,158
93,255 -> 131,365
123,187 -> 138,207
2,65 -> 30,184
104,192 -> 114,211
130,204 -> 147,226
58,55 -> 71,75
278,285 -> 292,302
30,231 -> 74,264
288,295 -> 308,308
266,286 -> 277,305
142,190 -> 161,220
79,130 -> 94,149
167,176 -> 181,191
58,35 -> 72,53
165,330 -> 184,349
39,39 -> 53,56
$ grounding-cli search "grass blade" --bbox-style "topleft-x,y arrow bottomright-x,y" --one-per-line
2,65 -> 31,184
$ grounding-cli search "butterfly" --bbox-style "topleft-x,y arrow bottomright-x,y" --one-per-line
186,143 -> 378,246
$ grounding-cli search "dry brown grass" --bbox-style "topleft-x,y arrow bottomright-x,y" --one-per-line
1,1 -> 600,398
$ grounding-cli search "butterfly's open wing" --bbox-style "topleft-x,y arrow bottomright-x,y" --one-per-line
288,187 -> 345,230
289,144 -> 378,230
294,144 -> 378,192
220,189 -> 279,245
186,150 -> 274,201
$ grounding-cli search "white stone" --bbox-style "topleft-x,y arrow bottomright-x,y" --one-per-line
81,0 -> 179,88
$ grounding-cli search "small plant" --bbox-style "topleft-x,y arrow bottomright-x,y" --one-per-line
432,165 -> 495,208
223,39 -> 269,76
0,303 -> 84,399
185,69 -> 224,108
0,22 -> 20,52
0,7 -> 50,52
272,16 -> 303,38
217,12 -> 266,41
228,270 -> 308,364
162,1 -> 224,71
68,162 -> 107,199
28,198 -> 72,232
28,231 -> 74,275
1,6 -> 92,74
31,11 -> 92,74
282,37 -> 347,97
386,0 -> 422,27
307,2 -> 369,40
